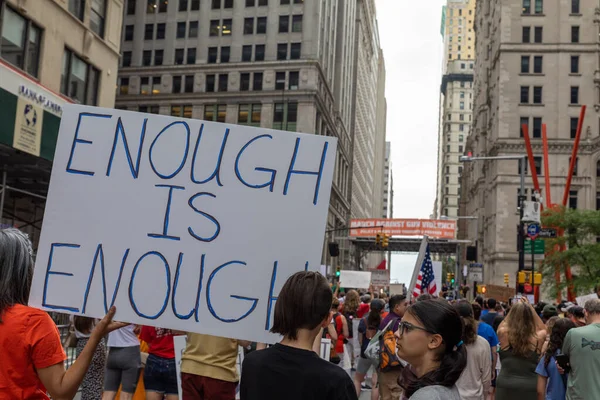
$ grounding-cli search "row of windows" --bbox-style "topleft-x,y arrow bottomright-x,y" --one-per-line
127,0 -> 303,15
520,116 -> 580,139
68,0 -> 106,37
521,55 -> 579,75
522,26 -> 580,44
447,114 -> 472,123
520,85 -> 579,105
522,0 -> 580,15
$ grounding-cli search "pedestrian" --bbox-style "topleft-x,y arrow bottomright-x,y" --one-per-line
536,318 -> 575,400
331,298 -> 351,374
139,327 -> 181,400
495,297 -> 547,400
354,299 -> 385,399
471,302 -> 499,391
0,228 -> 125,400
73,316 -> 107,400
103,325 -> 143,400
481,298 -> 498,325
342,289 -> 361,370
379,294 -> 409,400
561,298 -> 600,399
240,271 -> 357,400
357,294 -> 371,318
565,305 -> 586,327
454,302 -> 492,400
542,305 -> 559,323
395,299 -> 466,399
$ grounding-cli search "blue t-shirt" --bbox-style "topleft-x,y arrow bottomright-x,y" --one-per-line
477,321 -> 499,348
535,351 -> 567,400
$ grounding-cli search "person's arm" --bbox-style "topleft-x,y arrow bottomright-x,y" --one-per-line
312,328 -> 323,354
536,375 -> 547,400
482,345 -> 492,395
341,315 -> 349,338
37,307 -> 126,400
327,323 -> 338,341
491,345 -> 498,380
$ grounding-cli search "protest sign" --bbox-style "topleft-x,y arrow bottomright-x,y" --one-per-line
576,293 -> 598,307
349,219 -> 456,239
370,269 -> 390,286
29,105 -> 336,343
340,271 -> 372,289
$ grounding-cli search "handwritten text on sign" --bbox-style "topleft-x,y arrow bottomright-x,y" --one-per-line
29,105 -> 336,343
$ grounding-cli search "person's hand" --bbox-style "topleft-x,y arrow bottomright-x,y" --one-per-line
555,361 -> 568,375
133,325 -> 141,335
94,306 -> 129,336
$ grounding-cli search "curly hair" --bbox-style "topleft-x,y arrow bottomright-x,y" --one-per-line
343,289 -> 360,315
504,302 -> 539,356
544,318 -> 575,366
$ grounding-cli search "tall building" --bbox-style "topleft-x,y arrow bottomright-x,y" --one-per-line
0,0 -> 123,244
116,0 -> 386,268
462,0 -> 598,286
434,0 -> 476,219
383,141 -> 393,218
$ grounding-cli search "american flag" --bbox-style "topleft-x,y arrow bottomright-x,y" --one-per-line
413,245 -> 437,297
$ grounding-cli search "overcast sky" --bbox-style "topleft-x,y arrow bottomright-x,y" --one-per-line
376,0 -> 446,284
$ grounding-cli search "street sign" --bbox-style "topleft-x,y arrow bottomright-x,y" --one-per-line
539,228 -> 557,238
469,270 -> 483,282
527,224 -> 540,239
524,239 -> 545,254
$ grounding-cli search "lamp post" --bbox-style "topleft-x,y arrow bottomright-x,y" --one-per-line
460,154 -> 528,272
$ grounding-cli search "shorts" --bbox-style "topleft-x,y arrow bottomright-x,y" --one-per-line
181,372 -> 237,400
144,354 -> 178,395
104,345 -> 141,393
356,356 -> 374,375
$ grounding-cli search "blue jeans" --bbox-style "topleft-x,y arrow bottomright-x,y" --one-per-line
143,353 -> 178,395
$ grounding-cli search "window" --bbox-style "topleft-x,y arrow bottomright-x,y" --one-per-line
459,124 -> 464,131
179,0 -> 188,11
140,77 -> 150,94
571,55 -> 579,73
522,27 -> 530,43
1,7 -> 42,77
61,49 -> 99,105
246,0 -> 255,5
189,21 -> 198,38
289,71 -> 299,89
145,24 -> 154,40
257,17 -> 267,34
191,0 -> 200,10
533,56 -> 543,73
127,0 -> 137,14
244,18 -> 254,34
253,72 -> 263,91
571,26 -> 579,43
171,105 -> 192,118
157,23 -> 166,39
224,0 -> 233,8
459,145 -> 464,153
212,0 -> 221,8
259,0 -> 268,4
459,134 -> 464,141
518,159 -> 528,175
292,15 -> 303,32
571,86 -> 579,104
572,0 -> 580,14
459,114 -> 464,121
173,75 -> 182,93
570,117 -> 579,138
533,86 -> 542,104
89,0 -> 107,36
240,73 -> 250,91
238,104 -> 262,126
275,72 -> 285,90
122,51 -> 132,67
460,101 -> 465,110
210,20 -> 219,36
569,190 -> 578,209
177,22 -> 186,38
151,76 -> 161,94
222,19 -> 232,35
184,75 -> 194,93
534,156 -> 543,175
143,50 -> 152,66
147,0 -> 156,13
208,47 -> 218,63
533,117 -> 542,138
206,74 -> 215,92
187,48 -> 196,64
521,55 -> 530,73
279,16 -> 289,33
119,77 -> 129,95
290,43 -> 301,59
281,0 -> 290,3
255,44 -> 265,61
277,43 -> 287,60
520,117 -> 529,137
273,102 -> 298,131
218,74 -> 228,91
221,46 -> 230,63
175,48 -> 184,64
534,27 -> 542,43
125,25 -> 134,41
158,0 -> 167,12
241,45 -> 252,62
154,49 -> 163,65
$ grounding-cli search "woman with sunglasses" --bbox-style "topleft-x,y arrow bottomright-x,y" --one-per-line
395,299 -> 466,399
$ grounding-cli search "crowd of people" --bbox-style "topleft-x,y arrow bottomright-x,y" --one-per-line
2,227 -> 600,400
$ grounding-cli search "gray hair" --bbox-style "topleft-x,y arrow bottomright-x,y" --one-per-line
0,228 -> 34,321
584,298 -> 600,316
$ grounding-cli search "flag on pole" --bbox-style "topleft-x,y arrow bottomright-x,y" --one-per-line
376,259 -> 387,270
412,245 -> 437,297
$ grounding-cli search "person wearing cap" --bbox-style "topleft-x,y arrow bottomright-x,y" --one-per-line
542,305 -> 559,323
566,306 -> 586,327
560,302 -> 574,315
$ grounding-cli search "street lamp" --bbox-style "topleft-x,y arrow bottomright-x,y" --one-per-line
460,154 -> 528,272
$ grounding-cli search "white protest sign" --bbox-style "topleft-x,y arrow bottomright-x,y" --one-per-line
340,270 -> 372,289
369,269 -> 390,286
29,105 -> 337,344
576,293 -> 599,307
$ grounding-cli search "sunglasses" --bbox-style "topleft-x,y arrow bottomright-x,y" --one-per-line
398,321 -> 437,336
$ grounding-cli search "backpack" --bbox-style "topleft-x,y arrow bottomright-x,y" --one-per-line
378,317 -> 403,372
324,313 -> 341,364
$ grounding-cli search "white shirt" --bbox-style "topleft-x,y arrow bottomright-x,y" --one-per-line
107,325 -> 139,347
456,336 -> 492,400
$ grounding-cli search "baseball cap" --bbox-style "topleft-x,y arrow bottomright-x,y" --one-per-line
542,305 -> 558,315
561,302 -> 575,313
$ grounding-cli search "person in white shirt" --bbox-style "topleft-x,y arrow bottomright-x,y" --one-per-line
454,302 -> 492,400
103,325 -> 142,400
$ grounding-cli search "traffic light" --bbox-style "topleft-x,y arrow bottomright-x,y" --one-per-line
376,233 -> 382,246
477,284 -> 487,294
447,273 -> 451,283
504,273 -> 509,285
335,266 -> 341,278
518,271 -> 533,284
450,273 -> 455,285
382,234 -> 390,248
534,272 -> 542,285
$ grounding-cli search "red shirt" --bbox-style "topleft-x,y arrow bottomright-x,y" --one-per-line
140,326 -> 178,359
0,304 -> 66,399
356,303 -> 370,318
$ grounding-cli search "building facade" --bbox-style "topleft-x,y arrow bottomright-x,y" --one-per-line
434,0 -> 476,219
462,0 -> 599,286
0,0 -> 123,245
383,141 -> 393,218
116,0 -> 386,268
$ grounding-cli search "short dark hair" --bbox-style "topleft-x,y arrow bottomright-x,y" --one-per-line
389,294 -> 407,310
417,294 -> 433,302
570,306 -> 585,319
270,271 -> 332,340
471,302 -> 482,320
487,298 -> 497,309
474,296 -> 484,307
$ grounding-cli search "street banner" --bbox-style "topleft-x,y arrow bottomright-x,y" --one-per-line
369,269 -> 390,286
340,271 -> 372,289
28,105 -> 337,343
349,219 -> 456,239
